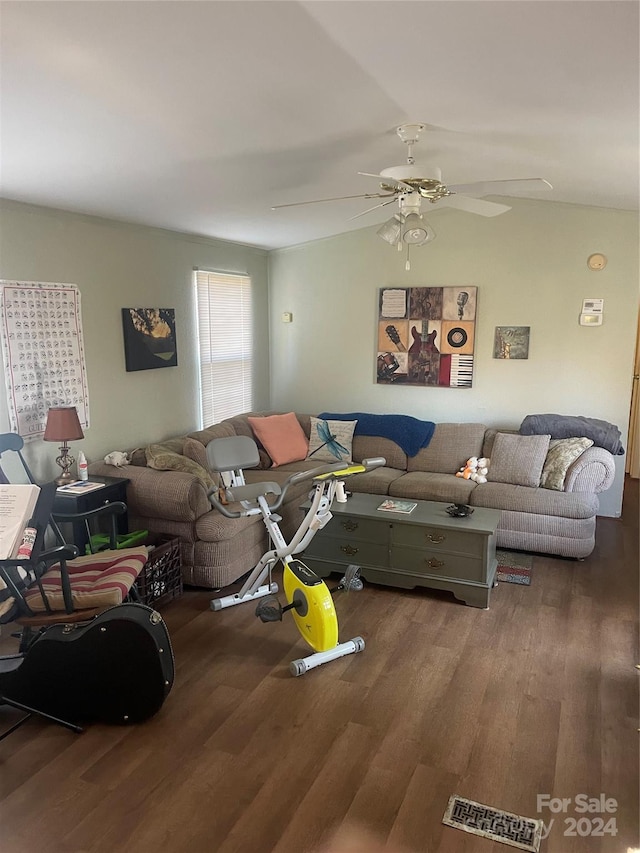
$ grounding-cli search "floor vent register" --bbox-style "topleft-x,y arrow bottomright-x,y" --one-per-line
442,794 -> 543,852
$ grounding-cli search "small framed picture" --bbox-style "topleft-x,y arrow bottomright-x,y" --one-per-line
493,326 -> 530,359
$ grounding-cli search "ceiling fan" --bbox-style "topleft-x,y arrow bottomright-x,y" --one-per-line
272,123 -> 552,268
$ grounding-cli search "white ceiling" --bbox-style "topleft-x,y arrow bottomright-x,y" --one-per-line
1,1 -> 638,250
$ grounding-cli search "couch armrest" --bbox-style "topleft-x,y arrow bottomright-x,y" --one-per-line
563,447 -> 616,494
88,461 -> 211,522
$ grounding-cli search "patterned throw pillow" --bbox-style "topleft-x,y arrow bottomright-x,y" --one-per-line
540,437 -> 594,491
487,433 -> 551,487
306,417 -> 357,464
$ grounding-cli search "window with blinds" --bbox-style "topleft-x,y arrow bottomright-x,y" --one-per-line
195,270 -> 253,426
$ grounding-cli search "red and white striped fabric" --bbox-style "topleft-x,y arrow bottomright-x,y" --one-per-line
23,547 -> 148,612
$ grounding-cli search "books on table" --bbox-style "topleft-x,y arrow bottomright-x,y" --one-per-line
0,484 -> 40,559
56,480 -> 106,495
377,499 -> 417,514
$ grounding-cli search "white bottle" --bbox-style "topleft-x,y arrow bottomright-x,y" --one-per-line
77,450 -> 89,481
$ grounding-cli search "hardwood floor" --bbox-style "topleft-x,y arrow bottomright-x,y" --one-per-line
1,479 -> 638,853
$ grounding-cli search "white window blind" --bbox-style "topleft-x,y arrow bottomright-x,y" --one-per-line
195,270 -> 253,426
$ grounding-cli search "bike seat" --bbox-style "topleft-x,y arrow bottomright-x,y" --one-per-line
206,435 -> 260,472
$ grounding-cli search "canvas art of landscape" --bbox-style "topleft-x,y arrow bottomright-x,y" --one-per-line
377,286 -> 477,387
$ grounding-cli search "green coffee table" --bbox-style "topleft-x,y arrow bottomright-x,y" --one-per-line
301,493 -> 500,608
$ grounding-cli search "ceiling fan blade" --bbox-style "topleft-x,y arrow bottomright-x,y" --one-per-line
432,195 -> 512,217
272,192 -> 395,210
357,172 -> 413,191
347,198 -> 397,221
446,178 -> 553,197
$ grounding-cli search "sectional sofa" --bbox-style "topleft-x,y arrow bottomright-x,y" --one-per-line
87,411 -> 616,590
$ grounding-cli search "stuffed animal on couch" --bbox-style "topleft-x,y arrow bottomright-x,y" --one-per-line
455,456 -> 490,484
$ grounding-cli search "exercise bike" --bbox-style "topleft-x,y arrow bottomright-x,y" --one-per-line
206,436 -> 384,676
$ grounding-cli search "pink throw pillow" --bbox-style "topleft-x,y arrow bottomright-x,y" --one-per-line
247,413 -> 309,468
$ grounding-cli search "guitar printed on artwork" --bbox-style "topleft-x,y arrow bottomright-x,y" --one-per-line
408,303 -> 440,384
385,325 -> 407,352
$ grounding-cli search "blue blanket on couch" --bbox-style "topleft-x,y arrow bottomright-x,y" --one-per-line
318,412 -> 436,457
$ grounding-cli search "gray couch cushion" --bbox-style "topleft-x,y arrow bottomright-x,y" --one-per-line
187,422 -> 237,446
389,472 -> 477,503
482,427 -> 518,459
345,466 -> 404,496
488,433 -> 551,487
407,423 -> 487,474
352,435 -> 408,470
470,482 -> 598,518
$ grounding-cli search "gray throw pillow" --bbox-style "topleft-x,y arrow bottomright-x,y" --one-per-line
488,433 -> 551,487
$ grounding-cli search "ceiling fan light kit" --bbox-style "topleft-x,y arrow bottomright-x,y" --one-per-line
376,215 -> 403,245
402,213 -> 432,245
272,122 -> 552,270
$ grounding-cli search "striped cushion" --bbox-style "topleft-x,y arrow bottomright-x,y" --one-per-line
23,547 -> 147,613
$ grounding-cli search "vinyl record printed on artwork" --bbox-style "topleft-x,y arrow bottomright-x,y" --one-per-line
440,321 -> 474,355
447,327 -> 468,348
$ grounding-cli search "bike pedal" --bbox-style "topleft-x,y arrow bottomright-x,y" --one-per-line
255,596 -> 283,623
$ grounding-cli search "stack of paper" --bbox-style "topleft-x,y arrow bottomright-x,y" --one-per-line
0,484 -> 40,559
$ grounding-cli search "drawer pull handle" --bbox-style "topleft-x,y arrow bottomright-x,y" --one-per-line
340,545 -> 359,556
426,558 -> 445,569
341,520 -> 359,532
427,534 -> 445,544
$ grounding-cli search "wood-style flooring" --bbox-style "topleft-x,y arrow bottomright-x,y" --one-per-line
0,479 -> 638,853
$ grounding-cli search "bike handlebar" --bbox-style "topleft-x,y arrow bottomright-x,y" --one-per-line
208,456 -> 386,519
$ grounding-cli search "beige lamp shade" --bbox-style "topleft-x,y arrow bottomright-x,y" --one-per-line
43,407 -> 84,442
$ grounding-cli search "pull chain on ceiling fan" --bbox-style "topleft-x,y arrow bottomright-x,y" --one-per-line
272,123 -> 552,269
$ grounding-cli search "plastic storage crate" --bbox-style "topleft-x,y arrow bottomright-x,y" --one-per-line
137,534 -> 183,608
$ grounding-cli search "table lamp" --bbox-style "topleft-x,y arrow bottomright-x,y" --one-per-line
43,406 -> 85,485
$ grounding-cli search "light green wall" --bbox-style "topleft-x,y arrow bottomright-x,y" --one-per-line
0,199 -> 270,483
1,197 -> 637,517
268,198 -> 639,517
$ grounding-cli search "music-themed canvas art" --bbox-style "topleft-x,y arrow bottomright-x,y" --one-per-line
377,286 -> 477,387
493,326 -> 530,359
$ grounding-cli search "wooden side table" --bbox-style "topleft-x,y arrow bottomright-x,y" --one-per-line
52,476 -> 130,554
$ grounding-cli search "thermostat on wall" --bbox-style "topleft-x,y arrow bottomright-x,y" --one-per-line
582,298 -> 604,314
580,313 -> 603,326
